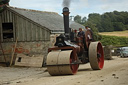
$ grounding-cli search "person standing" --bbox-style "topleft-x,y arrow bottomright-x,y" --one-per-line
85,26 -> 91,30
85,26 -> 94,41
77,28 -> 85,38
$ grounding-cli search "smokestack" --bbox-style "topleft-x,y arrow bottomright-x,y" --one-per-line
62,7 -> 70,37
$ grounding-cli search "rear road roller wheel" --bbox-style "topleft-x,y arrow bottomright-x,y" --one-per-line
89,42 -> 104,70
47,50 -> 79,76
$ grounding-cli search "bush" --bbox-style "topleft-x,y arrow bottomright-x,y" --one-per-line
100,35 -> 128,46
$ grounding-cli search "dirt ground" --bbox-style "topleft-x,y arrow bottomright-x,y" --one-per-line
0,56 -> 128,85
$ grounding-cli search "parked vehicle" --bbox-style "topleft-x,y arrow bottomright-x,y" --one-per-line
119,47 -> 128,58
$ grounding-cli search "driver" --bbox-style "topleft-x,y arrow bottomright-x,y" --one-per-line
77,28 -> 85,38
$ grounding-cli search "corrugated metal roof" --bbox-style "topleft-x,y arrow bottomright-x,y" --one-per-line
8,6 -> 84,31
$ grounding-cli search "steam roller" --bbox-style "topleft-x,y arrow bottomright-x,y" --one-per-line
46,7 -> 104,76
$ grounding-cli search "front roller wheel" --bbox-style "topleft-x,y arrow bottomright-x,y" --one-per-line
89,42 -> 104,70
46,50 -> 79,76
46,51 -> 61,75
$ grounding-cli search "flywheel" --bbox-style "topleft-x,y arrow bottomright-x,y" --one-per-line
89,42 -> 104,70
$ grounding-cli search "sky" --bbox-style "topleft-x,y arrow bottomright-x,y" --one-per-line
9,0 -> 128,18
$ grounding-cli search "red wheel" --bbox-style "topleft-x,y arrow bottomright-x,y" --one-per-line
70,51 -> 79,74
89,42 -> 104,70
97,43 -> 104,69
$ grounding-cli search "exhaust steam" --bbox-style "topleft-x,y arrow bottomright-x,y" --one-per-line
62,0 -> 71,7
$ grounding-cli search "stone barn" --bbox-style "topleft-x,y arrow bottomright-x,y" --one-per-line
0,6 -> 65,66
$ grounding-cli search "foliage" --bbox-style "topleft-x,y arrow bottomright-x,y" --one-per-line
88,13 -> 102,31
100,35 -> 128,46
0,0 -> 10,12
74,15 -> 82,24
73,11 -> 128,32
113,22 -> 125,31
73,15 -> 86,25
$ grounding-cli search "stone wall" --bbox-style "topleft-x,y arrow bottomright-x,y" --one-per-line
0,41 -> 50,64
0,34 -> 61,66
104,45 -> 113,60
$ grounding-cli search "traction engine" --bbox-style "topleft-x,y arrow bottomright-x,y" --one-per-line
46,7 -> 104,76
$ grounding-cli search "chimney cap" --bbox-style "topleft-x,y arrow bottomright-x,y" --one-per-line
63,7 -> 69,12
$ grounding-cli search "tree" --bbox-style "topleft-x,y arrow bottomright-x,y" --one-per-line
74,15 -> 82,24
74,15 -> 87,25
73,11 -> 128,33
113,22 -> 125,31
0,0 -> 10,12
101,14 -> 114,32
81,17 -> 87,24
69,16 -> 74,21
87,13 -> 102,31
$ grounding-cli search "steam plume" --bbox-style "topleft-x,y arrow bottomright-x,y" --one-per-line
62,0 -> 71,7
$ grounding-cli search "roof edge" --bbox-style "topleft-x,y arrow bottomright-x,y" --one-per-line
7,5 -> 60,15
6,5 -> 51,31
